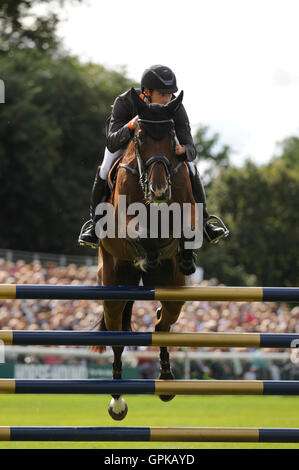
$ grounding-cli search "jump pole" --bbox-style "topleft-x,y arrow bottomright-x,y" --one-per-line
1,426 -> 299,442
1,330 -> 299,348
0,285 -> 298,302
1,379 -> 299,395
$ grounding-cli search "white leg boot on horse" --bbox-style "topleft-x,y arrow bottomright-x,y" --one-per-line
104,300 -> 132,421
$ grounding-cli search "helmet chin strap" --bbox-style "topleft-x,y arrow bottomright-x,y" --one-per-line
142,89 -> 152,103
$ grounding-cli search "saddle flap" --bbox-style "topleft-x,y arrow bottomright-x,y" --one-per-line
108,155 -> 124,191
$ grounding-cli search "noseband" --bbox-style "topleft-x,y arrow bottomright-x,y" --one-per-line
120,118 -> 184,199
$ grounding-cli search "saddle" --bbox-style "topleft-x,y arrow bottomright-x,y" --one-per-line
107,154 -> 141,203
107,155 -> 125,203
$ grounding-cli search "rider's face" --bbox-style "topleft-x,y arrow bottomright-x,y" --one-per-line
145,89 -> 172,105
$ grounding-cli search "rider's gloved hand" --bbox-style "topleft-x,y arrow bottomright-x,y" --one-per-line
128,115 -> 139,131
175,141 -> 186,156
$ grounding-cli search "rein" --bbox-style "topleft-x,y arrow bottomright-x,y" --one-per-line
119,120 -> 184,199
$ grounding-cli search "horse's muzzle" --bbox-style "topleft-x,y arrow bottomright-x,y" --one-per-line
149,183 -> 171,203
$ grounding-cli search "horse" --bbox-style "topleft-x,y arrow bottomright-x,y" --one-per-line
95,88 -> 200,420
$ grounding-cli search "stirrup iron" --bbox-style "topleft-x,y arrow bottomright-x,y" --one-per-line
204,215 -> 230,244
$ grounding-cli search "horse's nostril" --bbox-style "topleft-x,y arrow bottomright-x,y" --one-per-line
151,185 -> 170,202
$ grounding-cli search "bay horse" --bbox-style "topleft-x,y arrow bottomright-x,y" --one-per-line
95,89 -> 199,420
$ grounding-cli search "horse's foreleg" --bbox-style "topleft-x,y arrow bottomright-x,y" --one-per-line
155,302 -> 184,402
158,346 -> 175,402
139,237 -> 161,271
104,300 -> 129,421
177,202 -> 199,275
108,345 -> 128,420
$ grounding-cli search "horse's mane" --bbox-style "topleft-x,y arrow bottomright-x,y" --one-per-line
125,137 -> 136,158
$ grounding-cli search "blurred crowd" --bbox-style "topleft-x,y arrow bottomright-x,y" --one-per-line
1,257 -> 299,380
1,258 -> 298,350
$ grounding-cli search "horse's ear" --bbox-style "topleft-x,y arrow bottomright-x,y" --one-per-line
165,90 -> 184,117
130,88 -> 148,114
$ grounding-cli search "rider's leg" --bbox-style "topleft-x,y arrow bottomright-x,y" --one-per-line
78,148 -> 123,248
188,162 -> 228,243
99,147 -> 124,181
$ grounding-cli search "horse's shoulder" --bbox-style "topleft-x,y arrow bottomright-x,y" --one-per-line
121,140 -> 137,166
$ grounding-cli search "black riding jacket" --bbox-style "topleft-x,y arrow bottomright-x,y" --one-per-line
106,88 -> 197,162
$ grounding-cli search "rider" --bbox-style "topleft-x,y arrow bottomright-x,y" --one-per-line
79,64 -> 228,249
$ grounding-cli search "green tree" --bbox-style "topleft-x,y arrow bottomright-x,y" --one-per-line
275,136 -> 299,172
0,0 -> 80,54
193,125 -> 231,182
198,155 -> 299,287
0,49 -> 134,253
0,0 -> 137,254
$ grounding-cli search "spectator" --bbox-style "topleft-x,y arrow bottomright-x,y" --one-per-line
0,257 -> 298,357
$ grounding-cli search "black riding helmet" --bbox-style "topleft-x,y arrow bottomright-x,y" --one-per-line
141,65 -> 178,94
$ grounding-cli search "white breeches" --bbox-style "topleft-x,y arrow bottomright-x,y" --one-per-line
99,147 -> 125,180
174,135 -> 196,175
188,161 -> 196,175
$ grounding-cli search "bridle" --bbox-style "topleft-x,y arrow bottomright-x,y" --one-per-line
119,118 -> 185,200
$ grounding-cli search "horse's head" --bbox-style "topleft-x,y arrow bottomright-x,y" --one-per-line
131,88 -> 184,203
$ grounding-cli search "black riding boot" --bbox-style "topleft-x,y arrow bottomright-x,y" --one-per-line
189,166 -> 229,244
78,166 -> 108,249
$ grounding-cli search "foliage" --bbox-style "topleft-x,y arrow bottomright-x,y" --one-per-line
0,0 -> 80,54
275,136 -> 299,172
198,155 -> 299,286
193,125 -> 231,183
0,1 -> 298,286
0,49 -> 134,253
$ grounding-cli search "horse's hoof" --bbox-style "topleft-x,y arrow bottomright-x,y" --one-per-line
178,259 -> 196,276
133,258 -> 147,272
108,397 -> 128,421
159,393 -> 175,402
145,257 -> 161,270
177,251 -> 196,276
158,370 -> 175,402
178,261 -> 196,276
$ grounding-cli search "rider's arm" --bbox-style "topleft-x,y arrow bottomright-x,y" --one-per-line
174,104 -> 197,162
106,95 -> 135,153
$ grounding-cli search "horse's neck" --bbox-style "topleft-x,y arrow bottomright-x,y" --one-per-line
123,140 -> 137,165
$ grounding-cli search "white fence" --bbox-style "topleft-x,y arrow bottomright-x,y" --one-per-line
4,345 -> 292,380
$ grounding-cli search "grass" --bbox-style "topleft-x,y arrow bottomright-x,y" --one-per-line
0,394 -> 299,449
